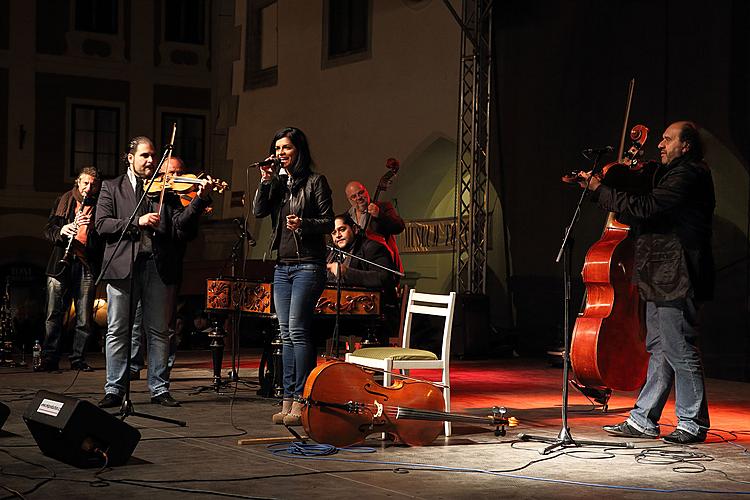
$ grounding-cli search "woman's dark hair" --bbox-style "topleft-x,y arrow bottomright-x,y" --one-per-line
679,122 -> 704,160
268,127 -> 313,178
121,136 -> 154,169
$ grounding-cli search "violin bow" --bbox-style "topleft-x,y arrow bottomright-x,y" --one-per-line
157,123 -> 177,214
604,79 -> 635,228
617,78 -> 635,163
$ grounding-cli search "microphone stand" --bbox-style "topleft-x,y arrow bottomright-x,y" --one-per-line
95,135 -> 186,427
518,148 -> 627,454
196,219 -> 257,395
228,218 -> 256,384
325,244 -> 405,359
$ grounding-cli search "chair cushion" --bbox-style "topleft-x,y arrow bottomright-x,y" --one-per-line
350,347 -> 438,361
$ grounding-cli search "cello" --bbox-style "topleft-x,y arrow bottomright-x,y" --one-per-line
300,360 -> 516,447
564,82 -> 655,392
362,158 -> 403,273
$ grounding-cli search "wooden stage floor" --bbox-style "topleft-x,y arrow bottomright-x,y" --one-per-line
1,350 -> 749,499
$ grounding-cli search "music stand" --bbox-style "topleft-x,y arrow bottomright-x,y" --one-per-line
95,136 -> 185,427
518,148 -> 628,454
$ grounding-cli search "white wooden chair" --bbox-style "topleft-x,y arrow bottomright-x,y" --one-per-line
345,290 -> 457,436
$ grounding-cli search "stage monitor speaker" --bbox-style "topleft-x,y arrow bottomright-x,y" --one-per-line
0,401 -> 9,430
23,390 -> 141,468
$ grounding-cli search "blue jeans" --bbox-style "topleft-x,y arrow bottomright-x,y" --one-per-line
627,299 -> 710,437
273,263 -> 326,398
130,303 -> 179,373
43,262 -> 94,364
104,258 -> 175,397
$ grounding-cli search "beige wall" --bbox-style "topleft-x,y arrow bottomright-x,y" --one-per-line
228,0 -> 462,259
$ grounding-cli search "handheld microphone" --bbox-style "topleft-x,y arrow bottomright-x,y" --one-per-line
248,157 -> 280,168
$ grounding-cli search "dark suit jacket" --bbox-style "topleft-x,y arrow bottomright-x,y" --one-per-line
94,173 -> 210,285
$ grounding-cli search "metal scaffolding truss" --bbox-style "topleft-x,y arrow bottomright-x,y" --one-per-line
446,0 -> 493,294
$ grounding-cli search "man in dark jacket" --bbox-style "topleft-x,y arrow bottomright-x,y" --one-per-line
578,121 -> 715,444
95,136 -> 212,408
327,213 -> 399,345
327,213 -> 397,290
38,166 -> 103,372
345,181 -> 405,272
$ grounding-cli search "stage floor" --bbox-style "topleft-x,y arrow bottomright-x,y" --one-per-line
1,350 -> 749,499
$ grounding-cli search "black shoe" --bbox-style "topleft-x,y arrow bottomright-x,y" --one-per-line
662,429 -> 706,444
70,361 -> 95,372
151,393 -> 181,407
602,421 -> 658,439
33,359 -> 59,372
129,370 -> 141,380
97,394 -> 123,409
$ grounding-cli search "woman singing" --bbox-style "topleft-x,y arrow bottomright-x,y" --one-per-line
253,127 -> 333,426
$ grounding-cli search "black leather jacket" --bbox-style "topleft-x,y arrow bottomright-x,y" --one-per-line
594,155 -> 715,302
253,172 -> 334,262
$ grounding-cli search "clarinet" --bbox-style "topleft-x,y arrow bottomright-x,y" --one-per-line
59,195 -> 94,268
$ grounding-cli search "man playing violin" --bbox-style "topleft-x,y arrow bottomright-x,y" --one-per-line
130,155 -> 196,380
577,121 -> 715,444
95,137 -> 214,408
345,181 -> 404,272
37,166 -> 103,372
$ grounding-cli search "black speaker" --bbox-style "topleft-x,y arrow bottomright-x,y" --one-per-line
0,401 -> 9,430
23,390 -> 141,468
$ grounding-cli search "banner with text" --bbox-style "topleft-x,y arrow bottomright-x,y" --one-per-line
398,216 -> 493,254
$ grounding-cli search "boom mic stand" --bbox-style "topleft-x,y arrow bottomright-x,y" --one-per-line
325,244 -> 404,359
518,148 -> 629,454
96,134 -> 185,427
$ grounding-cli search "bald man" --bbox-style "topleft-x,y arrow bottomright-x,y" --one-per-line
345,181 -> 404,272
578,121 -> 715,445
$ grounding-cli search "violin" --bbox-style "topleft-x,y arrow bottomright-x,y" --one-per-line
562,124 -> 658,194
146,172 -> 229,196
174,189 -> 214,214
301,360 -> 517,447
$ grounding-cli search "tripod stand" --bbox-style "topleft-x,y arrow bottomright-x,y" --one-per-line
518,148 -> 629,454
96,135 -> 185,427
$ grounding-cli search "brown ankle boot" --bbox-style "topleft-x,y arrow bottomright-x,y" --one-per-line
272,399 -> 293,424
282,401 -> 304,426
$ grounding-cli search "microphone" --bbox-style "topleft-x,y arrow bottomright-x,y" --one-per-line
582,145 -> 614,155
248,157 -> 280,168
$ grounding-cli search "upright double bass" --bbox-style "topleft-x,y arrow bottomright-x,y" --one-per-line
566,81 -> 654,392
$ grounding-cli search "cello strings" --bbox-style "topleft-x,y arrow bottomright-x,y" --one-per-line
345,402 -> 493,424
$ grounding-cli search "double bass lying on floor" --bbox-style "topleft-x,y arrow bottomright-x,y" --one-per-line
299,360 -> 517,447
